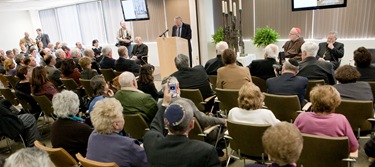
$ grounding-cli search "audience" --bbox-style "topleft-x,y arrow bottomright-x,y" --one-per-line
30,66 -> 59,100
317,31 -> 344,70
248,44 -> 279,80
87,98 -> 148,167
24,56 -> 37,69
171,54 -> 214,100
76,41 -> 85,53
61,58 -> 81,86
228,82 -> 280,125
115,46 -> 140,75
137,64 -> 159,100
297,41 -> 335,85
282,27 -> 305,61
99,46 -> 115,69
83,48 -> 101,74
79,57 -> 99,80
51,90 -> 93,158
61,45 -> 71,58
55,48 -> 66,69
267,59 -> 308,106
70,48 -> 82,69
19,32 -> 36,53
217,48 -> 251,89
4,147 -> 53,167
115,72 -> 157,125
88,75 -> 114,113
4,58 -> 16,76
131,36 -> 149,65
354,47 -> 375,81
294,85 -> 359,153
365,136 -> 375,167
14,53 -> 25,72
29,47 -> 41,67
92,39 -> 103,62
333,65 -> 373,101
205,41 -> 242,75
44,55 -> 62,87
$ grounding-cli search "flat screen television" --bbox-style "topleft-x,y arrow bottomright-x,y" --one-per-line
120,0 -> 150,21
292,0 -> 347,11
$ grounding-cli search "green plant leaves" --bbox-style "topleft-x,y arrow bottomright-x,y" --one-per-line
212,27 -> 224,44
253,26 -> 279,48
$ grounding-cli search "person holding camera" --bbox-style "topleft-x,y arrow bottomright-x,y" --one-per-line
116,21 -> 133,56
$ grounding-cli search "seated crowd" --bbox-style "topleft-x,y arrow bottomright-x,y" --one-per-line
1,26 -> 375,167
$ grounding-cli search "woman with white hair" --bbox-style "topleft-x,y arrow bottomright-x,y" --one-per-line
86,98 -> 148,167
4,147 -> 54,167
50,90 -> 93,159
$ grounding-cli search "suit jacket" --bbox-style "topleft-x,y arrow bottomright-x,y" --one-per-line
114,57 -> 140,75
131,44 -> 148,60
333,82 -> 373,101
19,37 -> 36,48
37,34 -> 50,48
171,65 -> 214,99
297,57 -> 336,85
217,64 -> 252,89
143,101 -> 221,167
282,37 -> 305,61
172,23 -> 192,40
317,42 -> 344,70
204,55 -> 243,75
266,73 -> 308,107
100,56 -> 116,69
248,58 -> 277,80
45,65 -> 62,87
357,65 -> 375,81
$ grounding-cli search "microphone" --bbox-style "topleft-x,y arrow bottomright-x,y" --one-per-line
159,29 -> 169,37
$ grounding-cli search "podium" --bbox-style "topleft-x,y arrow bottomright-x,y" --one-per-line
157,37 -> 189,79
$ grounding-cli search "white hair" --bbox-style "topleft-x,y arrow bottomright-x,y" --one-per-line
216,41 -> 229,55
52,90 -> 80,118
328,31 -> 338,39
118,71 -> 135,87
4,147 -> 53,167
102,46 -> 112,57
70,48 -> 81,58
55,49 -> 65,58
301,42 -> 319,57
264,44 -> 279,58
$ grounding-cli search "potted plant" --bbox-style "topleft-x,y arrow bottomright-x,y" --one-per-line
212,27 -> 224,44
253,26 -> 279,48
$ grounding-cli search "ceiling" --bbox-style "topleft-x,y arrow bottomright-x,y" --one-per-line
0,0 -> 97,11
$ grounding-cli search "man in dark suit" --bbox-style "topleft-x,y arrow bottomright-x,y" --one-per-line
267,59 -> 308,107
45,55 -> 62,87
99,46 -> 116,69
143,90 -> 221,167
131,36 -> 148,65
172,16 -> 192,67
36,28 -> 50,48
205,41 -> 242,75
297,42 -> 336,85
248,44 -> 279,80
316,31 -> 344,70
115,46 -> 140,76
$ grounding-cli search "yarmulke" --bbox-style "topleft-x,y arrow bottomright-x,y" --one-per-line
288,59 -> 299,67
294,27 -> 301,35
164,104 -> 185,126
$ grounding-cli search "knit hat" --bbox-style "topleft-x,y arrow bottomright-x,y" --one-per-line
164,104 -> 185,126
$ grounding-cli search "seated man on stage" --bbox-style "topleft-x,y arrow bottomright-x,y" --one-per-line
316,31 -> 344,70
282,27 -> 305,61
131,36 -> 148,65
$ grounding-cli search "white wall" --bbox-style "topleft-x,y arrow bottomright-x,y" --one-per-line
0,11 -> 35,51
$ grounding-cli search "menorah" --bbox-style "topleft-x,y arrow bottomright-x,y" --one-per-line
222,0 -> 245,56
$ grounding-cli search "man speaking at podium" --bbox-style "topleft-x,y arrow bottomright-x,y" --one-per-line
172,16 -> 192,67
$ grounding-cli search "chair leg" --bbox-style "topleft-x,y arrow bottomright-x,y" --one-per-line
18,134 -> 26,148
226,150 -> 234,167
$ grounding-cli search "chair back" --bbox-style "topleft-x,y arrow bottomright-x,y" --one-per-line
34,140 -> 79,167
298,134 -> 349,167
76,153 -> 119,167
227,121 -> 270,160
305,80 -> 324,101
263,93 -> 300,122
123,114 -> 149,140
14,90 -> 34,112
141,56 -> 148,65
80,79 -> 95,98
60,78 -> 79,90
209,75 -> 217,90
189,117 -> 205,141
48,76 -> 62,89
367,81 -> 375,103
0,74 -> 9,88
215,88 -> 239,114
4,75 -> 19,89
100,69 -> 116,82
335,99 -> 373,134
32,95 -> 55,118
0,88 -> 19,106
180,89 -> 205,111
251,76 -> 267,92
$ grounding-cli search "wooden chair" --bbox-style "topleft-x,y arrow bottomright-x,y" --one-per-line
32,95 -> 56,120
297,134 -> 356,167
4,75 -> 19,89
335,99 -> 374,138
80,79 -> 95,98
141,56 -> 148,65
366,81 -> 375,103
48,75 -> 62,90
100,69 -> 116,83
0,74 -> 10,88
76,153 -> 119,167
0,88 -> 19,106
114,71 -> 123,76
251,76 -> 267,92
189,118 -> 221,146
34,140 -> 79,167
60,78 -> 79,91
180,89 -> 215,112
14,90 -> 40,114
123,114 -> 149,140
225,121 -> 270,166
263,93 -> 301,123
215,88 -> 239,115
209,75 -> 217,90
305,80 -> 324,101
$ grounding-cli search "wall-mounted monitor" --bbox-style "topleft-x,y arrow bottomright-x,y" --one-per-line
120,0 -> 150,21
292,0 -> 347,11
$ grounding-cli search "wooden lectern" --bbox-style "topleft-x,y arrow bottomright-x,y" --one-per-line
157,37 -> 189,79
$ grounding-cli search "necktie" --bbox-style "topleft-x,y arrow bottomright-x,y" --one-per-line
177,27 -> 180,37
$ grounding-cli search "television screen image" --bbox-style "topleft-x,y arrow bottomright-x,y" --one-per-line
292,0 -> 347,11
121,0 -> 150,21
